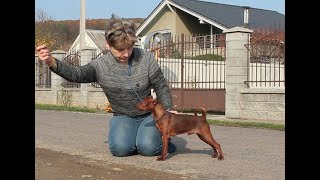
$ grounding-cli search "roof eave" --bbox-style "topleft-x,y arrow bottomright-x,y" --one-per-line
135,0 -> 168,36
135,0 -> 229,37
166,0 -> 228,30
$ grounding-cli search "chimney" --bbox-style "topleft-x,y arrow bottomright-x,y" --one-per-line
243,6 -> 250,28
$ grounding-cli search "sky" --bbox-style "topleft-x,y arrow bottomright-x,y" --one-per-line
35,0 -> 285,21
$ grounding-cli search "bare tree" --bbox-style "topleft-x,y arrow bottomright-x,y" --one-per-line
35,9 -> 56,49
35,9 -> 54,22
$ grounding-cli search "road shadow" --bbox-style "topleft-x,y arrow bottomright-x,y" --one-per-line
104,134 -> 213,160
167,136 -> 213,159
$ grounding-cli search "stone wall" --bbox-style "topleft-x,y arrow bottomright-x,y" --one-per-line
35,47 -> 109,110
223,27 -> 284,122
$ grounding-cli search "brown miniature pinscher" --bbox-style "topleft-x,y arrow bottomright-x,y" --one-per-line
136,96 -> 224,161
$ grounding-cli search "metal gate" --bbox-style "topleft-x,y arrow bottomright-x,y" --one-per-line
150,33 -> 226,113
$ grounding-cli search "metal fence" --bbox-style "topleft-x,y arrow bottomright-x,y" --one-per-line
151,33 -> 226,90
34,33 -> 241,92
61,51 -> 81,88
35,58 -> 51,88
35,31 -> 284,90
90,52 -> 104,88
245,41 -> 285,88
35,49 -> 103,89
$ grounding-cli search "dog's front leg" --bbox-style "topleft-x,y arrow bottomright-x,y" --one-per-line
157,135 -> 170,161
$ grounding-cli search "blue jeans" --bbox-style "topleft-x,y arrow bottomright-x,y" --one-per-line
108,114 -> 163,157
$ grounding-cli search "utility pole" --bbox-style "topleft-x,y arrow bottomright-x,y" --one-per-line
79,0 -> 89,108
80,0 -> 86,50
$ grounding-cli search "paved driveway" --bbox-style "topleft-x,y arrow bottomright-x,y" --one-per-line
35,110 -> 285,180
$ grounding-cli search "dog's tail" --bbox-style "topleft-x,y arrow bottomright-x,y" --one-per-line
199,107 -> 207,118
194,107 -> 206,118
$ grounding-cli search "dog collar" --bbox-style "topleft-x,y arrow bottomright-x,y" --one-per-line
155,111 -> 171,122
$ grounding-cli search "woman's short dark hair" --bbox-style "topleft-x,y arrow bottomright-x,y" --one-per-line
105,20 -> 137,49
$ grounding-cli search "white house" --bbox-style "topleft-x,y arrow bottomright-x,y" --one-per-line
68,29 -> 106,55
68,28 -> 143,55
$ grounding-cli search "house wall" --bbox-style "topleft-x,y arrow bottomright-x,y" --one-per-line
143,7 -> 197,37
146,9 -> 176,36
143,7 -> 224,38
174,9 -> 191,36
175,9 -> 216,35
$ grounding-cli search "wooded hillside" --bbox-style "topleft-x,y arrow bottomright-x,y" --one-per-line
35,13 -> 144,51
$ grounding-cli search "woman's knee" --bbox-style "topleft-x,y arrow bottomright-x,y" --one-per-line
137,139 -> 161,156
108,116 -> 139,157
109,141 -> 136,157
136,115 -> 162,156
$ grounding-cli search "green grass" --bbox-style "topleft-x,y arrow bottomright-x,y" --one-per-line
35,104 -> 98,113
207,119 -> 284,131
35,104 -> 284,131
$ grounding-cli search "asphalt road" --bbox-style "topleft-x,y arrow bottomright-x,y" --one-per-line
35,109 -> 285,180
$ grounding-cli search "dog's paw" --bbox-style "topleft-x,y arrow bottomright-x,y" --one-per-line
212,153 -> 218,158
218,154 -> 224,160
156,156 -> 165,161
212,152 -> 224,160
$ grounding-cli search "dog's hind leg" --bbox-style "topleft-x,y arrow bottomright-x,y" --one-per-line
197,133 -> 224,160
196,125 -> 224,160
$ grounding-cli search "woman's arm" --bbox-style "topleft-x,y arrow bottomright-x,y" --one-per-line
147,52 -> 173,110
50,57 -> 97,83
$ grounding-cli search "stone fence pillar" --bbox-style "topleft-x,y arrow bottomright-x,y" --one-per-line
35,54 -> 38,84
223,27 -> 253,119
51,50 -> 66,104
80,47 -> 98,107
